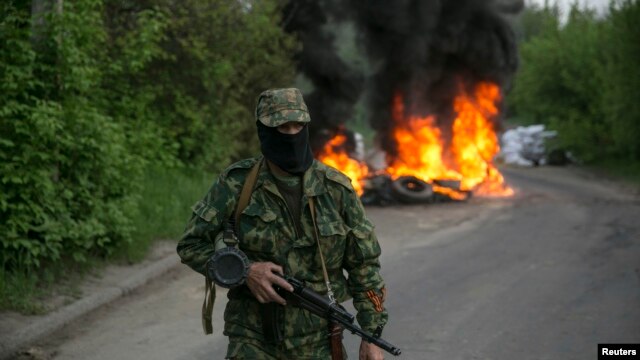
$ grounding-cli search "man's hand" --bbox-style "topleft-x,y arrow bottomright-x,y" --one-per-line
246,262 -> 294,306
359,340 -> 384,360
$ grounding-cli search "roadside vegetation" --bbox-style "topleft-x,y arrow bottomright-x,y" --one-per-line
0,0 -> 297,313
508,0 -> 640,181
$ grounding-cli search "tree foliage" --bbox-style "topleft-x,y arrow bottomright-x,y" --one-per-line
0,0 -> 297,272
508,0 -> 640,163
599,0 -> 640,160
100,0 -> 298,167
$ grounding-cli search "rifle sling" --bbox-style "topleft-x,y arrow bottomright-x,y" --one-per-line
309,195 -> 343,360
308,196 -> 335,303
235,159 -> 263,234
202,274 -> 214,334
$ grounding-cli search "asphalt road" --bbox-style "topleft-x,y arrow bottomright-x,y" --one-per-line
24,165 -> 640,360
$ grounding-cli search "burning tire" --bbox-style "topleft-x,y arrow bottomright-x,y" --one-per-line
433,179 -> 461,191
390,176 -> 434,204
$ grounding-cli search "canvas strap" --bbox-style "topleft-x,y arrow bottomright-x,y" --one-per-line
202,275 -> 214,334
308,196 -> 335,303
235,159 -> 263,234
310,197 -> 342,360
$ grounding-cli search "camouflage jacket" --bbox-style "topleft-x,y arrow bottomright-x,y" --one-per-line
177,157 -> 388,349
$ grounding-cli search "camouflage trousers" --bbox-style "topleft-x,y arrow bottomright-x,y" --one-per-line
225,337 -> 348,360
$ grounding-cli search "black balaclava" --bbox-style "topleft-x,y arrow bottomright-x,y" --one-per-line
257,121 -> 314,175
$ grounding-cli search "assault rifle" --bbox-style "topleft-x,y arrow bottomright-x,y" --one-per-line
277,274 -> 401,356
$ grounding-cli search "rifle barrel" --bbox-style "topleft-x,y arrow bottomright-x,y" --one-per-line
331,314 -> 402,356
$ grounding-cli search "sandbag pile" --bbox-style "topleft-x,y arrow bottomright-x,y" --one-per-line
500,125 -> 557,166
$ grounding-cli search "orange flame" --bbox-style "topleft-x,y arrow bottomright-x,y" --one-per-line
317,134 -> 369,195
318,81 -> 513,199
450,82 -> 513,196
386,94 -> 461,183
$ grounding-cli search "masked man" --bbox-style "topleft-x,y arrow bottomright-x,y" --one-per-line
177,88 -> 388,359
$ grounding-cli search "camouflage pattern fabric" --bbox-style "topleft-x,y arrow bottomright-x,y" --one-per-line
226,337 -> 346,359
177,156 -> 388,353
255,88 -> 311,127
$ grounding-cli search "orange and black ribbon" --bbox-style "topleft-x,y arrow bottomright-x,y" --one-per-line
366,287 -> 386,312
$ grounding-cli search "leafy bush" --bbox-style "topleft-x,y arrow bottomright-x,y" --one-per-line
102,0 -> 298,168
1,1 -> 141,270
599,0 -> 640,161
0,0 -> 297,283
508,1 -> 640,164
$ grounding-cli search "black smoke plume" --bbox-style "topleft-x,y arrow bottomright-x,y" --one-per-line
282,0 -> 363,152
282,0 -> 521,157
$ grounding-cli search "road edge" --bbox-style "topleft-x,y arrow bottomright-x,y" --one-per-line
0,253 -> 180,360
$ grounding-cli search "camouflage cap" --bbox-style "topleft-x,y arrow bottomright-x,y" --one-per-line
255,88 -> 311,127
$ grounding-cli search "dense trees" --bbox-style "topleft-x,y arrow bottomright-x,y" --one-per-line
0,0 -> 297,274
508,0 -> 640,164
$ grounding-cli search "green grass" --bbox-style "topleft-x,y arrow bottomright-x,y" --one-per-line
0,269 -> 47,314
0,165 -> 214,313
588,158 -> 640,186
0,262 -> 87,314
115,165 -> 214,262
